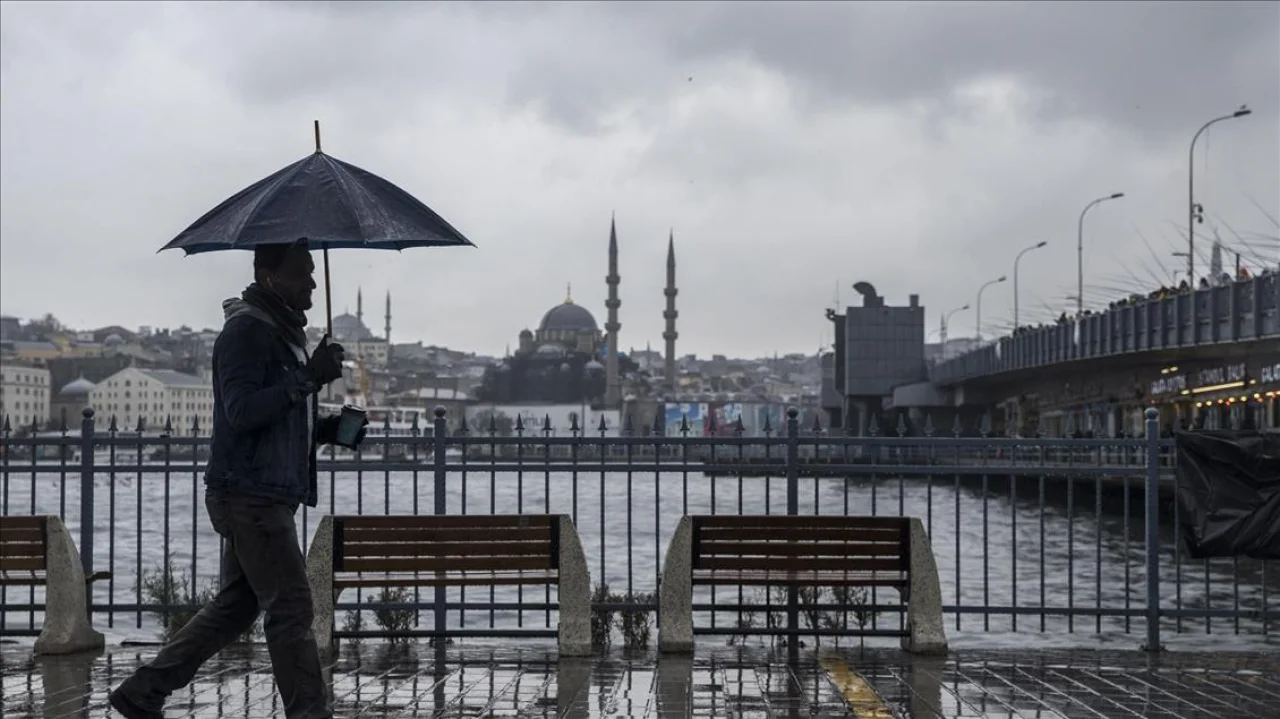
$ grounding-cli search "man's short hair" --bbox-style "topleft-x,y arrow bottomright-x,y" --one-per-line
253,239 -> 309,274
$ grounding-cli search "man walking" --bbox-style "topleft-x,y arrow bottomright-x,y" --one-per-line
110,241 -> 366,719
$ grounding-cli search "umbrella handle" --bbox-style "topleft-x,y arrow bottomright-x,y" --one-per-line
324,243 -> 333,337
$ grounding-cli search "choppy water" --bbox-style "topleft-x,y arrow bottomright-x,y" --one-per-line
2,465 -> 1277,651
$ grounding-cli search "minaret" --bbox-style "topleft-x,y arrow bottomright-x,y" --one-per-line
604,216 -> 622,407
356,287 -> 363,325
384,291 -> 392,364
663,229 -> 678,394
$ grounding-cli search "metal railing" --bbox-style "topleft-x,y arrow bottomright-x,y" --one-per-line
930,273 -> 1279,384
1,407 -> 1276,651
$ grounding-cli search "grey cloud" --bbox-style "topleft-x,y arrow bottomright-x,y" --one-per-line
645,2 -> 1279,137
214,1 -> 1278,140
0,0 -> 1275,358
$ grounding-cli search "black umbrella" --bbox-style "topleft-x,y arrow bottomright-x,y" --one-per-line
159,121 -> 474,335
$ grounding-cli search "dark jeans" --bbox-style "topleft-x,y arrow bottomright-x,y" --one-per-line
116,489 -> 331,718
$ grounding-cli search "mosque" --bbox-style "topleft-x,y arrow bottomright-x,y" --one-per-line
475,218 -> 679,406
323,289 -> 391,367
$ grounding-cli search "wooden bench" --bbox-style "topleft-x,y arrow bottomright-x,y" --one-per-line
0,515 -> 106,655
658,515 -> 946,654
306,514 -> 592,656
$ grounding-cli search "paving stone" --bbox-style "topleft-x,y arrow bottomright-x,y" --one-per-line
1,640 -> 1278,718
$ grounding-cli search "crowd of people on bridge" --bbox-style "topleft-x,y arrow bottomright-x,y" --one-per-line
1004,265 -> 1274,337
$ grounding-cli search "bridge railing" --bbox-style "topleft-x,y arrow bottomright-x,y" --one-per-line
1,407 -> 1274,651
931,274 -> 1279,384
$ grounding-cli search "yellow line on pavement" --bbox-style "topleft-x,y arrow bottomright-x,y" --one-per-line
819,652 -> 895,719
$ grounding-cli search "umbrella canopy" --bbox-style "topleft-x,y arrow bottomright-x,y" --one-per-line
159,151 -> 474,254
158,122 -> 474,336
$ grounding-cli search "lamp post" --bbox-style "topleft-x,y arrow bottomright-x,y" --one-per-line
976,275 -> 1007,341
939,304 -> 969,359
1013,241 -> 1047,330
1077,192 -> 1124,315
1188,106 -> 1251,287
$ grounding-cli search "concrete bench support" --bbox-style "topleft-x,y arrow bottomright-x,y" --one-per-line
901,517 -> 947,655
657,516 -> 695,653
35,516 -> 106,656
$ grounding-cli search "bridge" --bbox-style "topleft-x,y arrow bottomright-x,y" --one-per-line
823,274 -> 1280,439
929,273 -> 1279,386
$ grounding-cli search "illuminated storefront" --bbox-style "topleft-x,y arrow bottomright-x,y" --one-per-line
1151,359 -> 1280,431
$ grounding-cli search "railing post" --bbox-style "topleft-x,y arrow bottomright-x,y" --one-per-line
432,406 -> 447,641
1143,406 -> 1162,652
785,407 -> 799,516
78,408 -> 96,585
784,407 -> 800,656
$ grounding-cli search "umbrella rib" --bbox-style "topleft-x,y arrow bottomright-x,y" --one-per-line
323,156 -> 367,248
234,159 -> 312,249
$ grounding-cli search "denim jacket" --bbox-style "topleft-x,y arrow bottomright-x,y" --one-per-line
204,299 -> 320,506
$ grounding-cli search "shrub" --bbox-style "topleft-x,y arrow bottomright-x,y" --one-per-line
137,555 -> 261,643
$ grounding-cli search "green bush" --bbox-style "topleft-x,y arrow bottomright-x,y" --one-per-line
137,555 -> 261,643
590,583 -> 617,649
727,585 -> 874,647
341,586 -> 416,647
618,591 -> 654,650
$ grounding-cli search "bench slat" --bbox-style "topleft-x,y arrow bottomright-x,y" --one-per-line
697,526 -> 905,542
698,541 -> 907,558
692,569 -> 908,587
697,556 -> 906,572
0,516 -> 46,530
339,515 -> 553,529
693,515 -> 908,529
0,556 -> 47,572
342,540 -> 552,558
339,555 -> 555,573
341,527 -> 552,543
0,541 -> 47,558
334,570 -> 558,588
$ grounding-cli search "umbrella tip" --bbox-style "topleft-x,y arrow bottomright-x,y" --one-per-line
313,120 -> 321,153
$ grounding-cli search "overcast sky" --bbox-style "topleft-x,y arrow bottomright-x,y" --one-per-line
1,1 -> 1276,358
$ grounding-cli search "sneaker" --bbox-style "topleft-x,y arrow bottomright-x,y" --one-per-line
108,687 -> 164,719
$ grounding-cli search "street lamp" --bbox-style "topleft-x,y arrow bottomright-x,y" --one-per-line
1188,106 -> 1251,287
976,275 -> 1007,341
939,304 -> 969,359
1077,192 -> 1124,315
1013,241 -> 1047,330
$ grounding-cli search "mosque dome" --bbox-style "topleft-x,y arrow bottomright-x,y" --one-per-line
331,313 -> 374,342
538,288 -> 598,333
539,302 -> 597,332
59,376 -> 96,397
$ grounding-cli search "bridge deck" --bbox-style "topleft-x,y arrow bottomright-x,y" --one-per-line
3,640 -> 1279,718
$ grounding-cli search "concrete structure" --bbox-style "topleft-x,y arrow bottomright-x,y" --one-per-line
305,514 -> 593,657
902,517 -> 947,654
31,516 -> 106,655
604,217 -> 622,407
87,367 -> 212,432
663,231 -> 679,394
0,361 -> 51,428
822,282 -> 926,433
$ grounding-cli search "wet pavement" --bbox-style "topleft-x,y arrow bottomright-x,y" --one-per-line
2,639 -> 1279,718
